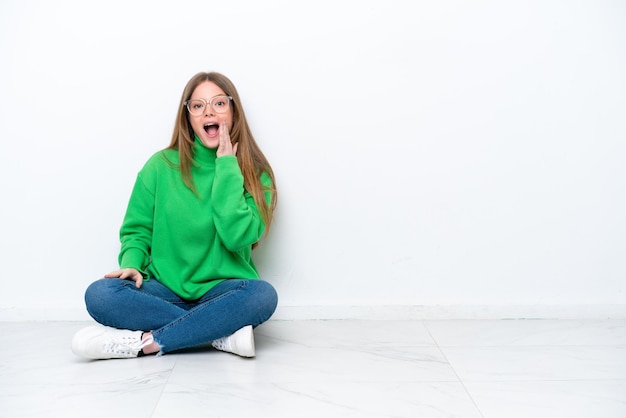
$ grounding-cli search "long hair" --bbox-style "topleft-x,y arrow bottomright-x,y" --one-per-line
167,72 -> 277,236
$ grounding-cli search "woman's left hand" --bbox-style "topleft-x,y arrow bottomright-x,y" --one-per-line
216,122 -> 238,157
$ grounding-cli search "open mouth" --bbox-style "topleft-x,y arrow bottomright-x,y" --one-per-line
204,123 -> 219,137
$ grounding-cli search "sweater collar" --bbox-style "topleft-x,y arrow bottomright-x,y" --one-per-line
193,134 -> 218,164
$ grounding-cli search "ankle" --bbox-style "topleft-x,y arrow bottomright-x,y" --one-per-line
141,332 -> 160,355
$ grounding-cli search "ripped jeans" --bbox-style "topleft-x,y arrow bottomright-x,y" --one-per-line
84,277 -> 278,354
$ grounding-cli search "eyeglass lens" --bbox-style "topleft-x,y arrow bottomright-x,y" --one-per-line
186,97 -> 230,115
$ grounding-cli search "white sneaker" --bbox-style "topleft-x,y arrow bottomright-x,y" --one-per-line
72,325 -> 150,360
211,325 -> 255,358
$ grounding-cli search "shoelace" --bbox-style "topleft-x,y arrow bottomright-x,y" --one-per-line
103,335 -> 154,355
212,336 -> 231,351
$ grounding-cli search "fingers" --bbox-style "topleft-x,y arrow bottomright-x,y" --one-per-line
134,275 -> 143,288
104,270 -> 122,278
104,268 -> 143,288
217,122 -> 236,157
218,122 -> 229,149
119,269 -> 133,279
220,121 -> 229,144
218,124 -> 229,155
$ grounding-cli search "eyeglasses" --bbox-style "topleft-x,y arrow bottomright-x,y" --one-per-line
184,95 -> 233,115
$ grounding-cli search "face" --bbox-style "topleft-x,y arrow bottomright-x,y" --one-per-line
187,81 -> 233,149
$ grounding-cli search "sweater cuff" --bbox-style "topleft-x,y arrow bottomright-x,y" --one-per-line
119,248 -> 149,276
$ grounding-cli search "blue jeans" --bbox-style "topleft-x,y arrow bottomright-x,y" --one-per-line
84,278 -> 278,354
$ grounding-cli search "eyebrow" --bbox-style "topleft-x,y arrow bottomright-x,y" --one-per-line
191,94 -> 227,100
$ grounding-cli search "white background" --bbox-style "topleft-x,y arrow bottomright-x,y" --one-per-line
1,0 -> 624,319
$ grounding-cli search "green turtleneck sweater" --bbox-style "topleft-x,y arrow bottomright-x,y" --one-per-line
118,138 -> 272,300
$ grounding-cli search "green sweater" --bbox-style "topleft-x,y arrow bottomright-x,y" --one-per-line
118,138 -> 271,300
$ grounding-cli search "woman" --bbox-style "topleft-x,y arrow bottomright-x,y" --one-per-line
72,72 -> 278,359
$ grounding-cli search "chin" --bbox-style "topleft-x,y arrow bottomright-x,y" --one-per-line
201,138 -> 219,149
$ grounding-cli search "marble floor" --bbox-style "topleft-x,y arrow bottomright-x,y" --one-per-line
0,319 -> 625,417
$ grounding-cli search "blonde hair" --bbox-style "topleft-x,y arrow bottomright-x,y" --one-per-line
167,71 -> 277,235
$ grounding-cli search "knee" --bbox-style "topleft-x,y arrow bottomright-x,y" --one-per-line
253,280 -> 278,317
84,278 -> 125,319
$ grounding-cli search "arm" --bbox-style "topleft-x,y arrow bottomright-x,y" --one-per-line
213,122 -> 272,251
116,172 -> 155,285
212,156 -> 271,251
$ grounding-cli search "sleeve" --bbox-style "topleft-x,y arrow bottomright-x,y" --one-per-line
117,170 -> 155,276
212,156 -> 273,252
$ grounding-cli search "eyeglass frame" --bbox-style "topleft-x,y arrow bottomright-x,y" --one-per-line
184,95 -> 233,115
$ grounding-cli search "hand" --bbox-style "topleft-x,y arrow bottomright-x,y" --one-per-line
216,122 -> 238,157
105,268 -> 143,288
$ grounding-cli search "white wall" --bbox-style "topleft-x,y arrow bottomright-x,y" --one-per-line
1,0 -> 625,320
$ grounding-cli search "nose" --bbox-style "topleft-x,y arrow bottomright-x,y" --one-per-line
204,105 -> 215,116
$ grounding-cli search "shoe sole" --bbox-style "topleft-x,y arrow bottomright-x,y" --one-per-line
71,325 -> 142,360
